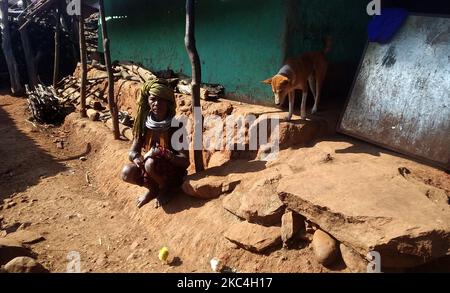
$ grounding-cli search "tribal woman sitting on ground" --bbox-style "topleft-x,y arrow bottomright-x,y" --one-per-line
120,78 -> 190,208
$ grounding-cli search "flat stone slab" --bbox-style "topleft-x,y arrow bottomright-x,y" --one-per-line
223,166 -> 291,226
223,189 -> 284,227
0,238 -> 35,265
182,160 -> 264,199
5,230 -> 45,245
277,162 -> 450,268
182,175 -> 241,199
224,221 -> 282,253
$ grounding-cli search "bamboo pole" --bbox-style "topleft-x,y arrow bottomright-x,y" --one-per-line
19,28 -> 38,87
0,0 -> 23,94
185,0 -> 204,172
78,12 -> 87,118
52,8 -> 60,89
18,0 -> 38,88
99,0 -> 120,139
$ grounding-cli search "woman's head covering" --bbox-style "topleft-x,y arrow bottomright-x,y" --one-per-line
133,78 -> 176,139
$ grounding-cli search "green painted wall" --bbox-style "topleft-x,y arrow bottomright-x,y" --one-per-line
104,0 -> 285,104
103,0 -> 369,105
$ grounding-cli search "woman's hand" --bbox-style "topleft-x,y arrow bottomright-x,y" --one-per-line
133,155 -> 145,169
144,147 -> 162,160
144,146 -> 174,161
164,149 -> 174,161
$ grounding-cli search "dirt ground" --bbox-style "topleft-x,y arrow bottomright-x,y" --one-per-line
0,92 -> 178,272
1,92 -> 449,273
0,92 -> 328,273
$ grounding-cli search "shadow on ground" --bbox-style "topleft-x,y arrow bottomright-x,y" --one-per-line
0,96 -> 67,201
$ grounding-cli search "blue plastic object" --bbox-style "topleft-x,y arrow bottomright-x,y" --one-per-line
368,8 -> 409,44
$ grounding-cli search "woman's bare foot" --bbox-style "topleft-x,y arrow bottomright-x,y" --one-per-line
154,186 -> 172,208
137,190 -> 156,208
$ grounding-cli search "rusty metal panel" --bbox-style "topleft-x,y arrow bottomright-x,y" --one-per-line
338,15 -> 450,170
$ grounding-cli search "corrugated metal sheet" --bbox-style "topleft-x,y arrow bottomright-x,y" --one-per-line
339,15 -> 450,170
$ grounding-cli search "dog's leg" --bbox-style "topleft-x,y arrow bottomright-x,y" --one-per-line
286,91 -> 295,121
300,90 -> 308,120
312,61 -> 328,115
308,75 -> 316,101
312,78 -> 322,115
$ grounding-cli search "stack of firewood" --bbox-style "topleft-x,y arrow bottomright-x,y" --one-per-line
24,57 -> 228,122
26,84 -> 68,124
56,75 -> 107,105
85,12 -> 99,53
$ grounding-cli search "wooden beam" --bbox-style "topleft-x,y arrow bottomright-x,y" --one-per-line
78,13 -> 87,118
19,0 -> 39,88
59,6 -> 79,67
52,8 -> 60,89
185,0 -> 204,172
1,0 -> 23,94
99,0 -> 120,140
19,29 -> 39,87
19,0 -> 59,31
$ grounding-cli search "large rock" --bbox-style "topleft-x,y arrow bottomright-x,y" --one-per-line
0,239 -> 36,265
203,101 -> 233,117
281,211 -> 306,246
312,230 -> 339,266
182,174 -> 241,199
207,151 -> 232,168
182,159 -> 268,199
224,221 -> 282,253
86,109 -> 100,121
4,257 -> 49,273
278,162 -> 450,268
249,115 -> 327,153
223,188 -> 285,227
340,244 -> 368,273
5,230 -> 45,245
277,119 -> 328,149
223,167 -> 291,226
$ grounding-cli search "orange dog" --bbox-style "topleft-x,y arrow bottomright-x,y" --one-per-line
262,38 -> 332,120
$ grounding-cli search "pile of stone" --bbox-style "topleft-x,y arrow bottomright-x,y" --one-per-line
217,165 -> 366,271
182,153 -> 450,272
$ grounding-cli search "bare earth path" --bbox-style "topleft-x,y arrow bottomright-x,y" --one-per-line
0,93 -> 178,272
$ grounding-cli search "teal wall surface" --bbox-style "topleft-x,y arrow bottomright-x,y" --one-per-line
104,0 -> 285,104
103,0 -> 370,105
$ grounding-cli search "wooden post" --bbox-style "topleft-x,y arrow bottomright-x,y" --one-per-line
18,0 -> 38,89
53,8 -> 60,89
0,0 -> 23,94
78,13 -> 87,118
185,0 -> 204,172
99,0 -> 120,140
19,29 -> 39,87
59,3 -> 79,62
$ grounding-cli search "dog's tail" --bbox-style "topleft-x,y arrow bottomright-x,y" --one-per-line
323,36 -> 333,54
